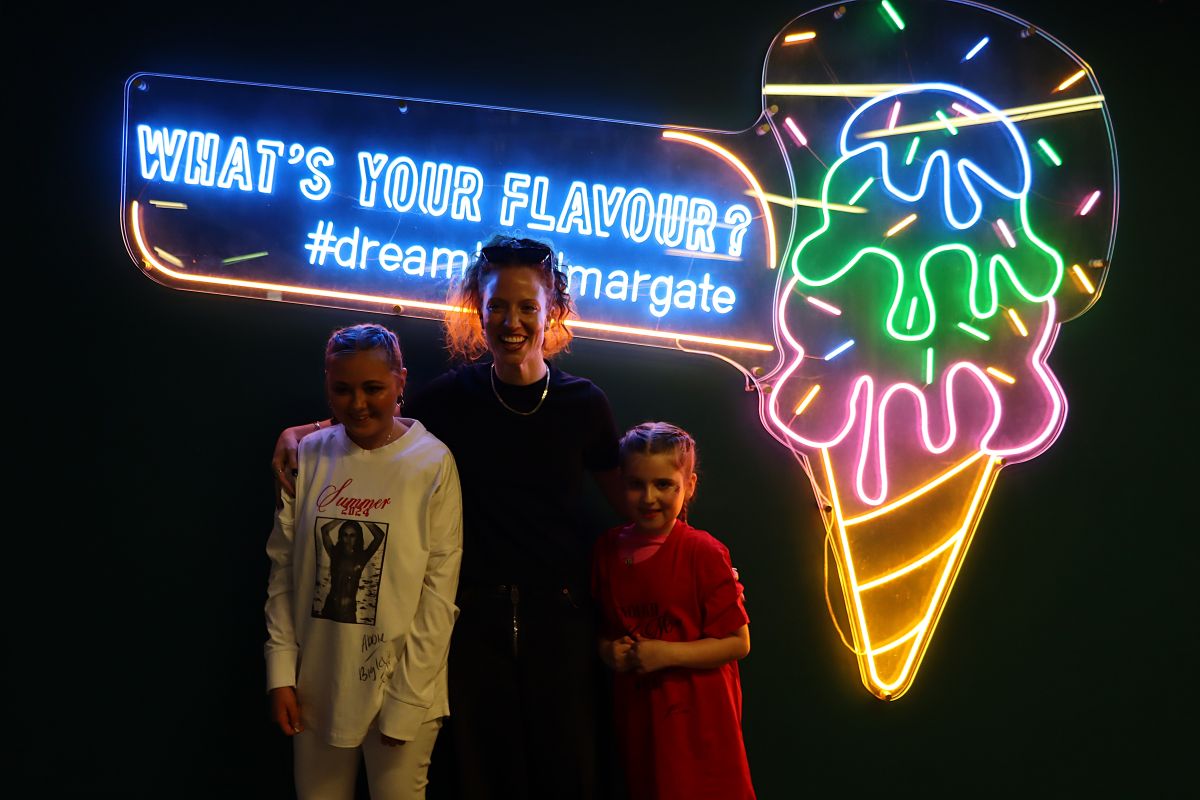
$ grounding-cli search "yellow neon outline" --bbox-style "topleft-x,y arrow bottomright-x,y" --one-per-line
823,448 -> 1001,696
763,83 -> 915,97
844,451 -> 985,526
886,213 -> 917,237
1071,264 -> 1096,294
856,533 -> 961,592
129,201 -> 775,353
857,96 -> 1103,138
985,366 -> 1016,384
662,130 -> 778,269
152,246 -> 183,267
752,190 -> 867,214
1054,69 -> 1087,92
793,384 -> 821,415
782,31 -> 816,44
1006,307 -> 1029,337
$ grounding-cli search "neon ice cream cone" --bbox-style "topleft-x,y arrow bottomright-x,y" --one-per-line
816,447 -> 1000,698
755,1 -> 1116,700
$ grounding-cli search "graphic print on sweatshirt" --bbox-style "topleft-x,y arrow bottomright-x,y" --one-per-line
311,516 -> 389,625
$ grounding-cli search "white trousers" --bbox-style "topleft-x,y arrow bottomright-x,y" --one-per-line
293,718 -> 443,800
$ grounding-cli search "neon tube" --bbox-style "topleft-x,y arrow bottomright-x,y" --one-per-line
1071,264 -> 1096,294
783,31 -> 816,44
1006,308 -> 1029,337
824,339 -> 855,360
221,251 -> 268,265
963,37 -> 989,61
886,213 -> 917,237
131,201 -> 775,353
1055,69 -> 1087,92
994,218 -> 1017,248
753,190 -> 867,214
934,110 -> 958,136
887,101 -> 902,131
793,384 -> 821,415
806,296 -> 843,315
148,200 -> 187,209
784,117 -> 809,147
1077,190 -> 1101,216
848,178 -> 874,206
904,137 -> 919,165
663,130 -> 778,269
986,367 -> 1016,384
924,347 -> 933,384
1036,138 -> 1063,166
881,1 -> 906,30
856,95 -> 1104,139
957,322 -> 990,341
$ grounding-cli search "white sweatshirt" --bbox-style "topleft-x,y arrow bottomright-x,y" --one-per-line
265,420 -> 462,746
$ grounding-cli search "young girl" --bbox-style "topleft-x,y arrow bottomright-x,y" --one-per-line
592,422 -> 754,800
264,323 -> 463,799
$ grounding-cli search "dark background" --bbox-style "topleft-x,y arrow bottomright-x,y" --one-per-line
26,0 -> 1191,795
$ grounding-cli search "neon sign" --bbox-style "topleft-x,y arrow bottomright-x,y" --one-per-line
121,0 -> 1117,700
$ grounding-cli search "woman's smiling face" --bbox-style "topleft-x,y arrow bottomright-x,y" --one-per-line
481,265 -> 550,383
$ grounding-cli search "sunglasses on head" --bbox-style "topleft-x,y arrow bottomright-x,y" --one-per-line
480,242 -> 554,267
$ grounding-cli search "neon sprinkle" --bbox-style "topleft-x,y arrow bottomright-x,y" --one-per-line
222,251 -> 269,265
152,246 -> 183,267
963,37 -> 989,61
1036,138 -> 1063,166
957,322 -> 990,341
784,117 -> 809,146
1006,308 -> 1029,337
1078,190 -> 1101,216
793,384 -> 821,415
886,213 -> 918,237
783,31 -> 816,44
881,1 -> 906,30
148,199 -> 188,209
806,296 -> 843,315
995,218 -> 1017,248
887,101 -> 902,130
950,102 -> 978,118
1071,264 -> 1096,294
824,339 -> 855,360
986,367 -> 1016,384
1055,69 -> 1087,92
904,136 -> 920,165
905,297 -> 919,330
848,178 -> 874,206
924,347 -> 934,384
934,110 -> 958,135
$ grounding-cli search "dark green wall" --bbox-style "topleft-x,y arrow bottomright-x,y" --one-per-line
36,1 -> 1190,794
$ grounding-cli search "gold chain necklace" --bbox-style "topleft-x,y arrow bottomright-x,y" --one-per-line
490,365 -> 550,416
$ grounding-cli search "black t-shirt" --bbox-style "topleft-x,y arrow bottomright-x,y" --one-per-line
405,362 -> 620,593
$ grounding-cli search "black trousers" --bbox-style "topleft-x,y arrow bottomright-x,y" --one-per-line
430,584 -> 603,800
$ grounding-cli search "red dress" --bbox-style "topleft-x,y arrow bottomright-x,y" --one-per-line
591,520 -> 755,800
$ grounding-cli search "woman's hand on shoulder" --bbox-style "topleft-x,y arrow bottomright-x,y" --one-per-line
269,686 -> 303,736
272,422 -> 325,501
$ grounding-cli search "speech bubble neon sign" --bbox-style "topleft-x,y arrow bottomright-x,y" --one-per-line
121,0 -> 1117,700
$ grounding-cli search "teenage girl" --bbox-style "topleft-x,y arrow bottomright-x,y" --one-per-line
591,421 -> 755,800
264,323 -> 463,799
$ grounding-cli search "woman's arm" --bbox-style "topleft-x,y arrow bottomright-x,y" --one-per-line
264,495 -> 304,734
377,457 -> 464,743
629,625 -> 750,673
271,421 -> 331,497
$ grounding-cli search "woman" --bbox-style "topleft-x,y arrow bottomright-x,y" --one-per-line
274,235 -> 622,799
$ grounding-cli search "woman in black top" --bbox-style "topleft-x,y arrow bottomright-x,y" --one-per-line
274,235 -> 622,799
